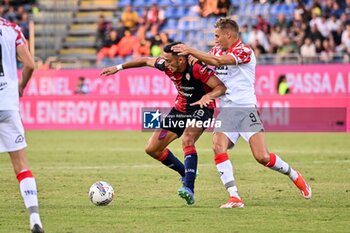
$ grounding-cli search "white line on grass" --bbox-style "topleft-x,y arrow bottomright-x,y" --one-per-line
0,160 -> 349,171
27,147 -> 350,155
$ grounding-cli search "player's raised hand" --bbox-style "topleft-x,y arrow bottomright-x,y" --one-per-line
172,44 -> 191,56
100,66 -> 119,77
188,55 -> 198,65
190,95 -> 213,108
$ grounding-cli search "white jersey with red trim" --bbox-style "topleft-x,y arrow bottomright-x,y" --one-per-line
0,17 -> 26,110
210,39 -> 257,106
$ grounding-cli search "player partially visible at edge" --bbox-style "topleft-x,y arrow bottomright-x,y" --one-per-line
100,42 -> 226,205
172,18 -> 312,208
0,17 -> 44,232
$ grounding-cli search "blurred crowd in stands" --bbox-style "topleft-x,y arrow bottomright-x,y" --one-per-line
96,0 -> 350,66
242,0 -> 350,63
0,0 -> 38,41
96,3 -> 172,65
197,0 -> 232,17
96,1 -> 232,66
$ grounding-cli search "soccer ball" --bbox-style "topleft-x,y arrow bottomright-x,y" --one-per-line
88,181 -> 114,206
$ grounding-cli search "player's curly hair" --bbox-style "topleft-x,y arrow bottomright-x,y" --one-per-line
214,17 -> 239,33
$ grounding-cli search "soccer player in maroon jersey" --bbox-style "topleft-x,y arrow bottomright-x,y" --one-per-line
172,18 -> 312,208
0,17 -> 44,232
100,42 -> 226,205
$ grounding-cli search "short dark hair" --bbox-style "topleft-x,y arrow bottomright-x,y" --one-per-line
214,17 -> 239,33
163,41 -> 184,56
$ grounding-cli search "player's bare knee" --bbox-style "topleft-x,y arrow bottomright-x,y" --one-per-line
181,135 -> 195,147
213,142 -> 226,154
144,145 -> 159,158
254,152 -> 270,165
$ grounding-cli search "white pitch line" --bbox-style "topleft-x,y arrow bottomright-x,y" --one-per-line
26,148 -> 213,152
0,160 -> 349,171
27,147 -> 350,154
312,160 -> 350,164
0,163 -> 215,171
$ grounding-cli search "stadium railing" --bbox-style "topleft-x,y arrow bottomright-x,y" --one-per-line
40,56 -> 87,70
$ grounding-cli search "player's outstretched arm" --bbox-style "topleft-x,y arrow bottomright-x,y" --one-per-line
16,44 -> 35,97
172,44 -> 236,67
100,57 -> 157,77
191,75 -> 226,108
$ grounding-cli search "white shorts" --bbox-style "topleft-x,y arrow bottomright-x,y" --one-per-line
0,111 -> 27,153
214,101 -> 264,145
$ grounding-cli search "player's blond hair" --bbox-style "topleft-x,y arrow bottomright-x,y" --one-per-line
214,17 -> 239,33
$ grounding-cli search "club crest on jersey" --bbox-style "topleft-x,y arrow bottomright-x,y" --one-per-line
185,73 -> 191,80
0,82 -> 7,90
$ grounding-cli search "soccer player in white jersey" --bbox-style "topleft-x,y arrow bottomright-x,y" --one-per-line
0,18 -> 44,232
172,17 -> 312,208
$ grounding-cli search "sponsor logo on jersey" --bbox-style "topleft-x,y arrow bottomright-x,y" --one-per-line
215,66 -> 228,70
178,90 -> 192,97
180,86 -> 194,91
216,71 -> 229,76
0,82 -> 7,90
215,66 -> 229,76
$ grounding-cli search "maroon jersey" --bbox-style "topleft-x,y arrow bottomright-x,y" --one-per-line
154,57 -> 216,112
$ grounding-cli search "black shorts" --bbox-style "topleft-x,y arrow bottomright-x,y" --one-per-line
161,107 -> 214,138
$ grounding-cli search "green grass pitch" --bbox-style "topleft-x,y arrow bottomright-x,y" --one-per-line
0,131 -> 349,233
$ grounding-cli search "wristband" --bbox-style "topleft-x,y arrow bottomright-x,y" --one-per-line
116,64 -> 123,71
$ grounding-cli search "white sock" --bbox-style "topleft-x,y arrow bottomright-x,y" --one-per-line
17,170 -> 43,229
266,153 -> 298,181
227,186 -> 240,198
30,213 -> 43,229
17,170 -> 39,208
215,153 -> 240,198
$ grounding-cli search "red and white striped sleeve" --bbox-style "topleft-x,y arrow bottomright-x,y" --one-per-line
228,45 -> 252,65
14,25 -> 26,47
